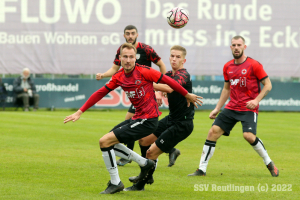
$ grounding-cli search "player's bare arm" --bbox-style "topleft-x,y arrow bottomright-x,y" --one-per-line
155,59 -> 167,74
246,77 -> 272,110
153,83 -> 173,93
96,64 -> 121,80
185,93 -> 203,108
209,82 -> 230,119
153,83 -> 171,106
64,110 -> 83,123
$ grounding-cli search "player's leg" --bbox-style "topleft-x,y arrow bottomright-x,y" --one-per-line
241,112 -> 279,177
128,133 -> 158,184
125,118 -> 193,191
113,117 -> 158,178
166,147 -> 180,167
99,118 -> 157,194
99,132 -> 124,194
116,105 -> 135,166
189,109 -> 237,176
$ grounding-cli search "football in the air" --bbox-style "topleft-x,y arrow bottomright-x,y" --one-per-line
167,7 -> 189,29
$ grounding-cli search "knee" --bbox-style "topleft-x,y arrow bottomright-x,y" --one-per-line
243,132 -> 255,144
207,126 -> 222,141
99,137 -> 107,148
146,149 -> 153,159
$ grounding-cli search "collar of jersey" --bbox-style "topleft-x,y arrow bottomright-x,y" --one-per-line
125,66 -> 136,77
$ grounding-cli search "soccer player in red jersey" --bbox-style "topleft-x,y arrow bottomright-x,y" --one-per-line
188,35 -> 279,177
64,43 -> 203,194
96,25 -> 167,166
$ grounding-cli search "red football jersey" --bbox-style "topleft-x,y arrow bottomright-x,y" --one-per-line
106,64 -> 162,119
223,57 -> 268,113
80,64 -> 188,119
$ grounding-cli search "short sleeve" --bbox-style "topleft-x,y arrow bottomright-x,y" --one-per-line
172,70 -> 189,86
143,44 -> 161,64
139,66 -> 163,83
223,64 -> 229,82
253,61 -> 268,81
105,74 -> 119,90
113,46 -> 122,66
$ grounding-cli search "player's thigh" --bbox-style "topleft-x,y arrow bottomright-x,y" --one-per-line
155,120 -> 193,153
110,119 -> 131,132
241,111 -> 258,135
153,116 -> 169,138
113,117 -> 158,144
99,131 -> 120,148
212,108 -> 239,136
139,134 -> 157,146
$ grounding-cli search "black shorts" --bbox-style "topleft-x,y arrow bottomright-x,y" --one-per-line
213,108 -> 258,136
154,116 -> 193,153
111,117 -> 158,144
127,104 -> 136,114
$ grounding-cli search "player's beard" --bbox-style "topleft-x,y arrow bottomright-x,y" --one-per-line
123,63 -> 135,73
126,38 -> 137,45
232,50 -> 244,59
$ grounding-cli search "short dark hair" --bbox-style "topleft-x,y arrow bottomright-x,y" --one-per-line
120,43 -> 137,55
124,25 -> 138,33
232,35 -> 245,44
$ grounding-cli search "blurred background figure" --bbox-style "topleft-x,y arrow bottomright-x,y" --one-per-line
0,77 -> 7,111
13,68 -> 39,111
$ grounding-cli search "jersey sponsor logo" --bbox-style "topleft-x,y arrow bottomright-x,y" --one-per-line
230,78 -> 246,87
230,79 -> 240,85
229,72 -> 233,73
136,54 -> 140,59
136,87 -> 145,98
160,139 -> 164,144
124,87 -> 145,99
242,69 -> 247,74
240,77 -> 246,87
125,91 -> 136,98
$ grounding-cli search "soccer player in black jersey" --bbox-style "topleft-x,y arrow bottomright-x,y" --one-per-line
96,25 -> 178,167
124,45 -> 201,191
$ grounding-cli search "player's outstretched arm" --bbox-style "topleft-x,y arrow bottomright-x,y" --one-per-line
184,93 -> 203,108
96,64 -> 120,80
64,110 -> 83,124
209,82 -> 230,119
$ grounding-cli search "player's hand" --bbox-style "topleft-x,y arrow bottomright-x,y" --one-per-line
96,73 -> 104,80
246,99 -> 259,110
155,91 -> 163,107
64,110 -> 83,124
162,92 -> 168,98
185,93 -> 203,108
209,108 -> 220,119
24,88 -> 28,92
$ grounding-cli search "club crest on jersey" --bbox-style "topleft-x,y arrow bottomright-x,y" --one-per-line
135,80 -> 141,85
241,69 -> 247,74
136,54 -> 140,60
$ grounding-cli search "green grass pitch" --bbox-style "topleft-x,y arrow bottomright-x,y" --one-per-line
0,110 -> 299,200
